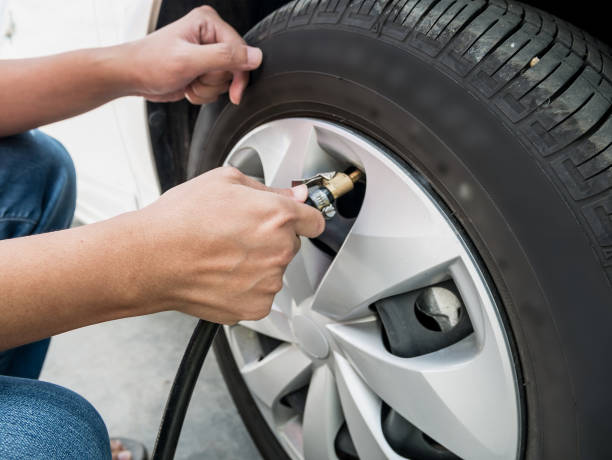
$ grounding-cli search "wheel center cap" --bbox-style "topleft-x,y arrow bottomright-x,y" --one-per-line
292,315 -> 329,359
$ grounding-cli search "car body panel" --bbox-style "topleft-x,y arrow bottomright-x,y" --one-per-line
0,0 -> 160,223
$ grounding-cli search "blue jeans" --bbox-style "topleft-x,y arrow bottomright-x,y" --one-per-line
0,131 -> 111,458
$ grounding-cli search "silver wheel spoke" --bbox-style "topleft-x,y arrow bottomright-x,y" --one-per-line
240,304 -> 293,343
334,354 -> 401,460
228,119 -> 316,188
328,320 -> 519,460
284,238 -> 333,307
240,343 -> 312,408
311,152 -> 463,320
241,240 -> 331,346
302,365 -> 343,460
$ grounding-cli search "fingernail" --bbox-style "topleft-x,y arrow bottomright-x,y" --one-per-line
291,184 -> 308,202
118,451 -> 132,460
247,46 -> 263,67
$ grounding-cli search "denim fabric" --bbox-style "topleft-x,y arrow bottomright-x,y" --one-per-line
0,130 -> 76,379
0,376 -> 111,459
0,132 -> 111,458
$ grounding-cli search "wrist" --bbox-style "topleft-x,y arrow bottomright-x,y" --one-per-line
99,210 -> 168,316
120,209 -> 179,315
89,43 -> 141,98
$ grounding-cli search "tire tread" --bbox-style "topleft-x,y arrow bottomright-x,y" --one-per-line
246,0 -> 612,284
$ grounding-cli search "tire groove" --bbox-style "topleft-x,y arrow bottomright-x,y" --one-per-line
431,3 -> 467,40
466,7 -> 525,72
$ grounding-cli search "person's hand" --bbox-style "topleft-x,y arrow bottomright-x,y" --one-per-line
136,167 -> 325,324
123,6 -> 262,104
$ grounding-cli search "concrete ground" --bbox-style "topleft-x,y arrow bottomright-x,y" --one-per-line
40,311 -> 262,460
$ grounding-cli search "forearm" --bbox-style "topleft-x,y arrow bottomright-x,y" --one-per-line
0,167 -> 323,351
0,6 -> 265,137
0,46 -> 134,137
0,212 -> 156,350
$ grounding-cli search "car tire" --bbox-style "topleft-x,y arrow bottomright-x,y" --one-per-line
187,1 -> 612,458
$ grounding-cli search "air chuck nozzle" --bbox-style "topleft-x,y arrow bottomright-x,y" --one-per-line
325,168 -> 363,200
292,167 -> 364,219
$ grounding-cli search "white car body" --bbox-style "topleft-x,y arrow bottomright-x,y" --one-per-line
0,0 -> 161,223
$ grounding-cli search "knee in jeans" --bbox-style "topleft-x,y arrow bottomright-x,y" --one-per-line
0,377 -> 111,459
0,131 -> 77,233
0,130 -> 76,189
31,131 -> 77,206
44,382 -> 110,458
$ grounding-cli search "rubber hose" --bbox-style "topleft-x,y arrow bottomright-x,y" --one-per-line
151,319 -> 220,460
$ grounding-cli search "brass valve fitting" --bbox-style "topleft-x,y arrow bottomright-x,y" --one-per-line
292,168 -> 364,219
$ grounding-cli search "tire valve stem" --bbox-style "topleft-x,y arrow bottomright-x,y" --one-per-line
292,168 -> 363,219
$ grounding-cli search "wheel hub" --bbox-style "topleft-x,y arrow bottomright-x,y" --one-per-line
222,118 -> 521,460
292,315 -> 329,359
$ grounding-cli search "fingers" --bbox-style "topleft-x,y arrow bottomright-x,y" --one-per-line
184,42 -> 261,105
194,5 -> 243,47
185,80 -> 230,105
267,184 -> 309,203
289,200 -> 326,238
218,167 -> 268,190
293,233 -> 302,254
213,167 -> 323,237
221,169 -> 309,203
185,7 -> 262,105
145,89 -> 186,103
288,184 -> 308,202
241,179 -> 323,237
213,167 -> 310,203
198,71 -> 232,85
184,71 -> 234,105
188,42 -> 262,73
229,71 -> 249,105
200,8 -> 253,105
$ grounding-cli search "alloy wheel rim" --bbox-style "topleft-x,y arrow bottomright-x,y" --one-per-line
222,118 -> 521,460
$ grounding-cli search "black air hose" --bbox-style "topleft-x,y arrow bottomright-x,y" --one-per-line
151,320 -> 220,460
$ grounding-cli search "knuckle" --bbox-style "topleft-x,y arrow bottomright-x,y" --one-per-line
188,81 -> 202,97
315,214 -> 325,236
275,250 -> 293,267
169,51 -> 191,77
191,84 -> 217,102
243,299 -> 272,321
250,309 -> 269,321
215,43 -> 236,65
184,87 -> 201,105
275,201 -> 297,224
197,5 -> 216,15
269,277 -> 284,294
278,243 -> 297,265
220,166 -> 243,180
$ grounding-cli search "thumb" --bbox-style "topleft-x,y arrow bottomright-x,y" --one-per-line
289,184 -> 308,202
268,185 -> 309,202
189,42 -> 263,72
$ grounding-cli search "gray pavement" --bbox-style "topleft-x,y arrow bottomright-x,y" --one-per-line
40,311 -> 262,460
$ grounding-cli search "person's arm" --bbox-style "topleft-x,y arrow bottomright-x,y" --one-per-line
0,168 -> 325,351
0,5 -> 262,137
0,6 -> 326,351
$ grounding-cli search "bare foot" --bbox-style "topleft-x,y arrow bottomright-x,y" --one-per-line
110,439 -> 132,460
